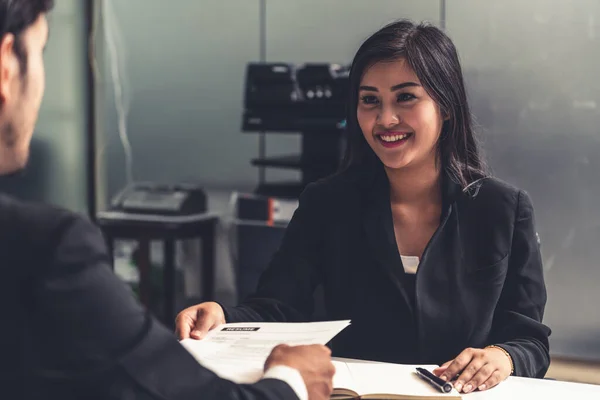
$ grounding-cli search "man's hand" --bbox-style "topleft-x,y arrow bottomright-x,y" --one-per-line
433,347 -> 512,393
175,302 -> 225,340
265,344 -> 335,400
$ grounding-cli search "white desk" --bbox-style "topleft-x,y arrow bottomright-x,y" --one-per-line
332,357 -> 600,399
466,376 -> 600,399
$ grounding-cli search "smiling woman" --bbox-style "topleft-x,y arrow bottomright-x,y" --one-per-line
357,60 -> 443,171
342,20 -> 486,189
178,19 -> 551,395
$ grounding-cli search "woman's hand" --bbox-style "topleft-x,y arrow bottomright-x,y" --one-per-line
175,301 -> 225,340
433,347 -> 513,393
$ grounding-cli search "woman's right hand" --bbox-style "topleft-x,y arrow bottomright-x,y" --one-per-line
175,301 -> 225,340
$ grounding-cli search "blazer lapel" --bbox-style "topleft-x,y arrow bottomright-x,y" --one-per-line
361,167 -> 415,315
414,176 -> 471,363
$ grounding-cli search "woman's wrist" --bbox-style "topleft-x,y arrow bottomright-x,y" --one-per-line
485,345 -> 514,375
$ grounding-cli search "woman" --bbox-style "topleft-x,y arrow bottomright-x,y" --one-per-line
177,20 -> 550,393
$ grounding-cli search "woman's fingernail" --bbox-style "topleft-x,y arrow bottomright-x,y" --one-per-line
455,382 -> 463,392
479,384 -> 487,391
191,330 -> 204,339
440,375 -> 448,381
464,384 -> 473,393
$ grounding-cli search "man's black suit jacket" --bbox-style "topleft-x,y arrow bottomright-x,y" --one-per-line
0,194 -> 296,400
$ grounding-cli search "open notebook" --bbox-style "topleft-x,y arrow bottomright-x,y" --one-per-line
332,361 -> 462,399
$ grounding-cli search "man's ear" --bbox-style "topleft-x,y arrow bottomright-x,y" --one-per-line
0,33 -> 20,104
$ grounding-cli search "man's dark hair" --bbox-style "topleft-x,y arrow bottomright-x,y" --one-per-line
0,0 -> 54,74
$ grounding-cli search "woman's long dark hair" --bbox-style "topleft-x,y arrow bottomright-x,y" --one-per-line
340,19 -> 486,188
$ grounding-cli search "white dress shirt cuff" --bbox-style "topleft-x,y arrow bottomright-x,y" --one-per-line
263,365 -> 308,400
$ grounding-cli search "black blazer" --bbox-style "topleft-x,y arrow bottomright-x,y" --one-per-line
0,195 -> 296,400
225,164 -> 551,378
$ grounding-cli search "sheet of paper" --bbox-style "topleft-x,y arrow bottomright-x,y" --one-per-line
343,362 -> 460,397
180,320 -> 350,384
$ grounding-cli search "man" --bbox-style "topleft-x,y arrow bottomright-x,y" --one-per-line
0,1 -> 334,399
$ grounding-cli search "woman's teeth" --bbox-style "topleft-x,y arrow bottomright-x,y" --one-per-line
379,133 -> 409,142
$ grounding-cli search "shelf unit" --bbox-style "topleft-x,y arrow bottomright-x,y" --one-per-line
243,113 -> 345,198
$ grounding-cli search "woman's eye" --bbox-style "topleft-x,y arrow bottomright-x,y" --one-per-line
397,93 -> 416,102
360,95 -> 379,105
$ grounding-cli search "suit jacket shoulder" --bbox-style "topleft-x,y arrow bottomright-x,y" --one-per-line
0,194 -> 299,400
0,194 -> 85,279
467,177 -> 522,205
460,176 -> 533,227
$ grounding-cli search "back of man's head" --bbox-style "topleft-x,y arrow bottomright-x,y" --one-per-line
0,0 -> 54,175
0,0 -> 53,71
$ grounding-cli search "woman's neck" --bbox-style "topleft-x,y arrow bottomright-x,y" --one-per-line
385,160 -> 442,206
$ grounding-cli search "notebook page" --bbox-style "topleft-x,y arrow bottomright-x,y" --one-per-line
346,362 -> 460,397
333,361 -> 356,391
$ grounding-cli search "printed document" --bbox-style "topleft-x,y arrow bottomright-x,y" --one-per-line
181,320 -> 350,383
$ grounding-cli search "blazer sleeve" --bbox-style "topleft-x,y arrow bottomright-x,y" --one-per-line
224,183 -> 324,323
489,190 -> 552,378
28,214 -> 297,400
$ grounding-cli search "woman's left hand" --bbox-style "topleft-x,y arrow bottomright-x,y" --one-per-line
433,347 -> 512,393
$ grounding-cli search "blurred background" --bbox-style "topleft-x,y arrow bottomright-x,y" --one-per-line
3,0 -> 600,382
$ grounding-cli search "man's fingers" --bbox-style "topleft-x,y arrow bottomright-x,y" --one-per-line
273,343 -> 291,352
321,380 -> 334,399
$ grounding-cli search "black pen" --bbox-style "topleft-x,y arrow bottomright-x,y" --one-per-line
415,367 -> 453,393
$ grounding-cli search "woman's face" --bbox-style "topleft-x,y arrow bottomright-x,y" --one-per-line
357,58 -> 445,171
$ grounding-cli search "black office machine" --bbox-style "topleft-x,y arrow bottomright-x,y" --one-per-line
296,63 -> 349,112
243,62 -> 349,132
242,62 -> 350,198
110,183 -> 207,215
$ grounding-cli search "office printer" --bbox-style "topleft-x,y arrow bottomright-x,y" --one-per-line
110,183 -> 207,216
296,63 -> 349,114
244,63 -> 301,110
243,62 -> 349,131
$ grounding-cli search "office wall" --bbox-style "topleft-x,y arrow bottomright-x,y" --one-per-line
0,0 -> 89,213
37,0 -> 89,212
98,0 -> 260,200
446,0 -> 600,360
97,0 -> 439,201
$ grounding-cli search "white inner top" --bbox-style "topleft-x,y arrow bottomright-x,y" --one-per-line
400,255 -> 420,274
